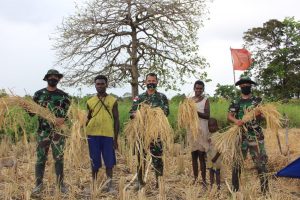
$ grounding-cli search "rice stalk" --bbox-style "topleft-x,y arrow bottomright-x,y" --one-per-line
0,96 -> 68,133
158,176 -> 167,200
212,103 -> 282,167
177,155 -> 185,175
119,176 -> 125,200
177,98 -> 199,139
64,103 -> 87,168
124,103 -> 173,157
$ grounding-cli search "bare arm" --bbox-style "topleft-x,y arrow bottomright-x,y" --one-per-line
227,112 -> 244,126
212,152 -> 221,163
112,101 -> 120,149
197,99 -> 210,120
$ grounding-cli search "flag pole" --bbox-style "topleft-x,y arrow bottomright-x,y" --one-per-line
230,47 -> 236,85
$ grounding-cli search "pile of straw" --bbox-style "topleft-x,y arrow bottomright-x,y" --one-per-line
124,103 -> 173,151
212,103 -> 283,166
177,98 -> 199,139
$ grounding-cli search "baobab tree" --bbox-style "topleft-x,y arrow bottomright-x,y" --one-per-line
54,0 -> 210,97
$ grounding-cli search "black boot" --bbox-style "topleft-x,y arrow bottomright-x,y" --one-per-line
232,164 -> 241,192
55,161 -> 68,193
31,163 -> 45,196
258,166 -> 269,195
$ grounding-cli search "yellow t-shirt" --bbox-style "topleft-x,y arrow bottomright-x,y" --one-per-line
86,95 -> 116,137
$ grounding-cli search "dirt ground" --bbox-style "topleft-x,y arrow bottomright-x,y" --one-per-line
0,128 -> 299,200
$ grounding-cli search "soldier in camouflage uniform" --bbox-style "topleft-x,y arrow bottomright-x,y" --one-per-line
228,76 -> 269,194
129,73 -> 169,190
31,69 -> 70,196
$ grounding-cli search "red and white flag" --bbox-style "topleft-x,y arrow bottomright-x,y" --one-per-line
230,48 -> 253,70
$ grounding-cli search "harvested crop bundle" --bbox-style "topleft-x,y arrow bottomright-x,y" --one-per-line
177,98 -> 199,139
212,103 -> 282,167
124,103 -> 173,151
0,96 -> 66,132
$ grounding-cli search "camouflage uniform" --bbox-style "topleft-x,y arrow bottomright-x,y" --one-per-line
228,96 -> 268,193
33,88 -> 70,186
130,91 -> 169,184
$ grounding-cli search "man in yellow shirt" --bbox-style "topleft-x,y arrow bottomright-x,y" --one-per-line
86,75 -> 120,192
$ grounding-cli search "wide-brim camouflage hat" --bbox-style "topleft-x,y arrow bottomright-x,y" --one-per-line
43,69 -> 63,81
235,76 -> 257,86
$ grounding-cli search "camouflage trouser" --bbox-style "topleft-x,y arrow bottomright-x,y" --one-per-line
36,129 -> 65,164
149,140 -> 163,177
232,139 -> 269,193
137,139 -> 163,184
35,128 -> 65,185
241,139 -> 268,167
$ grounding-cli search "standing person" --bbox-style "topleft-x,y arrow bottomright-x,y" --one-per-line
228,76 -> 269,195
129,73 -> 169,190
31,69 -> 70,196
188,80 -> 210,189
207,118 -> 221,190
86,75 -> 120,192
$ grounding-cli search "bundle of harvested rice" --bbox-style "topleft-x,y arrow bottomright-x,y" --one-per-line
211,126 -> 244,166
257,104 -> 282,130
212,103 -> 282,167
64,103 -> 88,167
124,103 -> 173,151
123,103 -> 173,182
177,98 -> 199,139
0,95 -> 68,132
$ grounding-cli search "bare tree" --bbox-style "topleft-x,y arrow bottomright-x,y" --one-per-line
54,0 -> 210,97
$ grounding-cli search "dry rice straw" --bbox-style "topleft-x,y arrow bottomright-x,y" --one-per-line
123,103 -> 173,183
212,103 -> 282,167
64,103 -> 88,167
0,96 -> 69,133
177,98 -> 199,139
124,103 -> 173,151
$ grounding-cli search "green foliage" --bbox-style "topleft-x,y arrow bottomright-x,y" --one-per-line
0,107 -> 38,142
209,99 -> 230,128
170,93 -> 186,104
214,84 -> 237,99
0,89 -> 7,97
3,97 -> 300,143
243,17 -> 300,100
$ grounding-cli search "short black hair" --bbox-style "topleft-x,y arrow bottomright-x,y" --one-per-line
94,75 -> 108,83
146,73 -> 158,80
194,80 -> 204,89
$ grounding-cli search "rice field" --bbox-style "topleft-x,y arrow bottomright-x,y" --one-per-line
0,129 -> 299,199
0,97 -> 300,199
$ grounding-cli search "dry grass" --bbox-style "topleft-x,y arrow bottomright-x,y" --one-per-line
177,98 -> 199,139
0,99 -> 299,199
0,129 -> 299,199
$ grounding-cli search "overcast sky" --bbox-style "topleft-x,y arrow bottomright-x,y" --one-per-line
0,0 -> 299,98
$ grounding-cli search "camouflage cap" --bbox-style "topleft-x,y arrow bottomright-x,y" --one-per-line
43,69 -> 63,81
235,76 -> 257,86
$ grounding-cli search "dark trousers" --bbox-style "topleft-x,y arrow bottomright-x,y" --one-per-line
137,140 -> 163,184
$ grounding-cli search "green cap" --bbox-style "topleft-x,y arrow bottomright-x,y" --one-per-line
43,69 -> 63,81
235,76 -> 256,86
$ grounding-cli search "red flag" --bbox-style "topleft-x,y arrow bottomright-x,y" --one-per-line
230,48 -> 253,70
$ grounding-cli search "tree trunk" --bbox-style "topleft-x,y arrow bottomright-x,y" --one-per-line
129,1 -> 139,99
